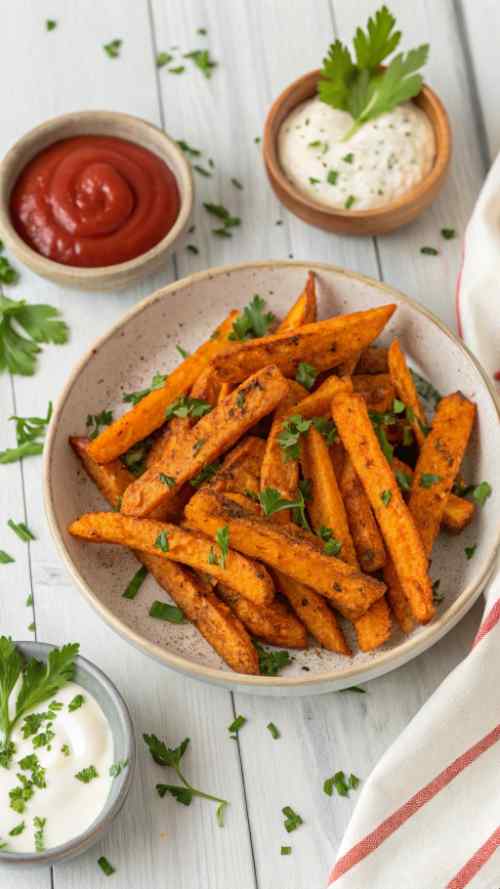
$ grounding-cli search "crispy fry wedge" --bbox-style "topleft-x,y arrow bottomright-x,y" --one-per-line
354,597 -> 392,652
221,436 -> 266,475
260,381 -> 307,521
408,392 -> 476,555
287,375 -> 353,420
278,271 -> 317,332
121,365 -> 289,518
87,310 -> 239,464
185,489 -> 386,620
69,512 -> 275,605
210,305 -> 396,384
383,558 -> 415,634
70,438 -> 259,673
355,346 -> 389,375
217,582 -> 307,648
332,391 -> 434,624
392,457 -> 475,533
274,571 -> 351,655
339,455 -> 386,573
145,416 -> 190,469
218,382 -> 232,403
301,426 -> 358,567
388,340 -> 429,448
352,374 -> 395,413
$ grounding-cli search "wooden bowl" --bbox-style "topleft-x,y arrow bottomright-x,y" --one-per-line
263,70 -> 451,236
0,111 -> 193,291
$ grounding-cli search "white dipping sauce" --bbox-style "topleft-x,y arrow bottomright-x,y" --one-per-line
278,96 -> 436,210
0,682 -> 114,853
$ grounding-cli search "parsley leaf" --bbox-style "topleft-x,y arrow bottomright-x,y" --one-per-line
156,51 -> 173,68
123,371 -> 166,405
86,410 -> 113,440
46,19 -> 57,31
282,805 -> 303,833
318,526 -> 342,556
144,733 -> 229,826
109,758 -> 128,778
208,526 -> 230,569
184,48 -> 218,78
278,414 -> 311,461
295,362 -> 318,390
318,8 -> 428,140
311,416 -> 338,446
380,489 -> 392,506
0,402 -> 52,464
75,765 -> 98,783
154,531 -> 169,553
229,295 -> 276,341
464,544 -> 477,560
0,294 -> 68,376
254,642 -> 291,676
68,694 -> 85,712
149,601 -> 185,623
395,469 -> 411,492
420,473 -> 442,488
103,39 -> 122,58
190,461 -> 221,488
259,486 -> 311,531
473,481 -> 492,507
165,395 -> 212,420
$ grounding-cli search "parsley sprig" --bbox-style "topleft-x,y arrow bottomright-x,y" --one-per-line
319,6 -> 428,141
0,294 -> 68,375
123,371 -> 166,405
144,734 -> 229,826
165,395 -> 212,421
0,402 -> 52,464
229,295 -> 276,341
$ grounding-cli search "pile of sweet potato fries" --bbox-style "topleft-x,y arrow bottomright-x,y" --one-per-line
69,273 -> 476,674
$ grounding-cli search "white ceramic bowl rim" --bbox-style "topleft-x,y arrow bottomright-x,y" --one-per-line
0,641 -> 135,866
44,260 -> 500,690
0,110 -> 193,281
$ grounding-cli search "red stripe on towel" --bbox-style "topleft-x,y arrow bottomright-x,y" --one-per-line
446,825 -> 500,888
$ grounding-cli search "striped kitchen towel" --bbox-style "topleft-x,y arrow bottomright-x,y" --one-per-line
329,162 -> 500,889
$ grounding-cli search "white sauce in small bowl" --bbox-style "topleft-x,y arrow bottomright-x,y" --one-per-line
0,682 -> 114,853
278,96 -> 436,211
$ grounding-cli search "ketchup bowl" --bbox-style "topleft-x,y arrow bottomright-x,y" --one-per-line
0,111 -> 193,291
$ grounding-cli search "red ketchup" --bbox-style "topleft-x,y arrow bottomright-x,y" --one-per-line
10,135 -> 180,267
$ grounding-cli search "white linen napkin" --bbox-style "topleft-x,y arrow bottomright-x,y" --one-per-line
328,167 -> 500,889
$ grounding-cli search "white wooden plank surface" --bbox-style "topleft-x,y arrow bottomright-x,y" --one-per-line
0,2 -> 493,888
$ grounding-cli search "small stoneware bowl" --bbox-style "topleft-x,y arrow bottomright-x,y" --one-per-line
263,70 -> 451,236
0,641 -> 135,869
0,111 -> 193,291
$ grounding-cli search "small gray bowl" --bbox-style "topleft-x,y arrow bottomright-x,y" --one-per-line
0,641 -> 135,869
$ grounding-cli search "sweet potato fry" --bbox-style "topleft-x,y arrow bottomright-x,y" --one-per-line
221,436 -> 266,475
121,365 -> 289,518
260,381 -> 307,520
286,375 -> 353,420
274,571 -> 351,655
69,512 -> 275,605
383,558 -> 414,634
332,391 -> 434,624
278,271 -> 317,331
339,455 -> 386,573
145,416 -> 189,469
355,346 -> 389,375
217,582 -> 307,648
392,457 -> 475,533
301,426 -> 358,567
218,382 -> 232,403
185,489 -> 386,620
88,310 -> 239,464
190,365 -> 223,405
70,438 -> 259,673
210,305 -> 396,384
408,392 -> 476,555
352,374 -> 395,413
354,597 -> 392,652
388,339 -> 429,448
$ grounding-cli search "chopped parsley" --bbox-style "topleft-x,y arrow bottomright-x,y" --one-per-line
229,294 -> 276,341
410,370 -> 442,407
208,526 -> 230,569
464,544 -> 477,560
68,694 -> 85,712
473,481 -> 492,507
46,19 -> 57,31
327,169 -> 338,185
169,65 -> 185,74
123,371 -> 166,405
193,164 -> 212,177
267,722 -> 280,739
75,765 -> 98,784
190,462 -> 221,487
156,51 -> 173,68
144,734 -> 229,827
187,244 -> 199,254
149,601 -> 185,623
324,771 -> 360,797
380,489 -> 392,506
259,486 -> 310,531
282,805 -> 303,833
193,437 -> 206,454
281,846 -> 292,855
395,469 -> 412,492
420,246 -> 439,256
9,821 -> 25,836
86,410 -> 113,440
0,551 -> 14,564
121,437 -> 154,476
154,531 -> 170,553
98,856 -> 116,876
342,153 -> 354,163
176,140 -> 201,157
345,195 -> 356,209
7,519 -> 35,542
318,526 -> 342,556
231,178 -> 243,190
309,177 -> 320,185
278,414 -> 311,461
228,715 -> 246,738
159,474 -> 176,488
432,578 -> 444,604
33,816 -> 46,852
420,473 -> 442,488
184,48 -> 218,78
441,227 -> 456,240
295,361 -> 318,390
165,395 -> 212,420
103,39 -> 122,58
61,744 -> 70,757
110,759 -> 128,778
254,642 -> 291,676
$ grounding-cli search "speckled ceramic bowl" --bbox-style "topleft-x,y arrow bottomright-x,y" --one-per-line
0,641 -> 135,868
44,262 -> 500,696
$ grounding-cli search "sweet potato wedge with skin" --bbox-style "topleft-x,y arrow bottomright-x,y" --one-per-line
392,457 -> 475,533
185,489 -> 386,620
332,391 -> 434,624
301,426 -> 358,567
388,340 -> 429,449
121,365 -> 289,518
275,571 -> 351,655
87,310 -> 239,464
352,374 -> 396,413
339,455 -> 386,573
69,512 -> 275,605
355,346 -> 389,375
210,305 -> 396,384
70,438 -> 259,673
260,381 -> 307,520
408,392 -> 476,556
217,582 -> 307,648
278,271 -> 317,332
